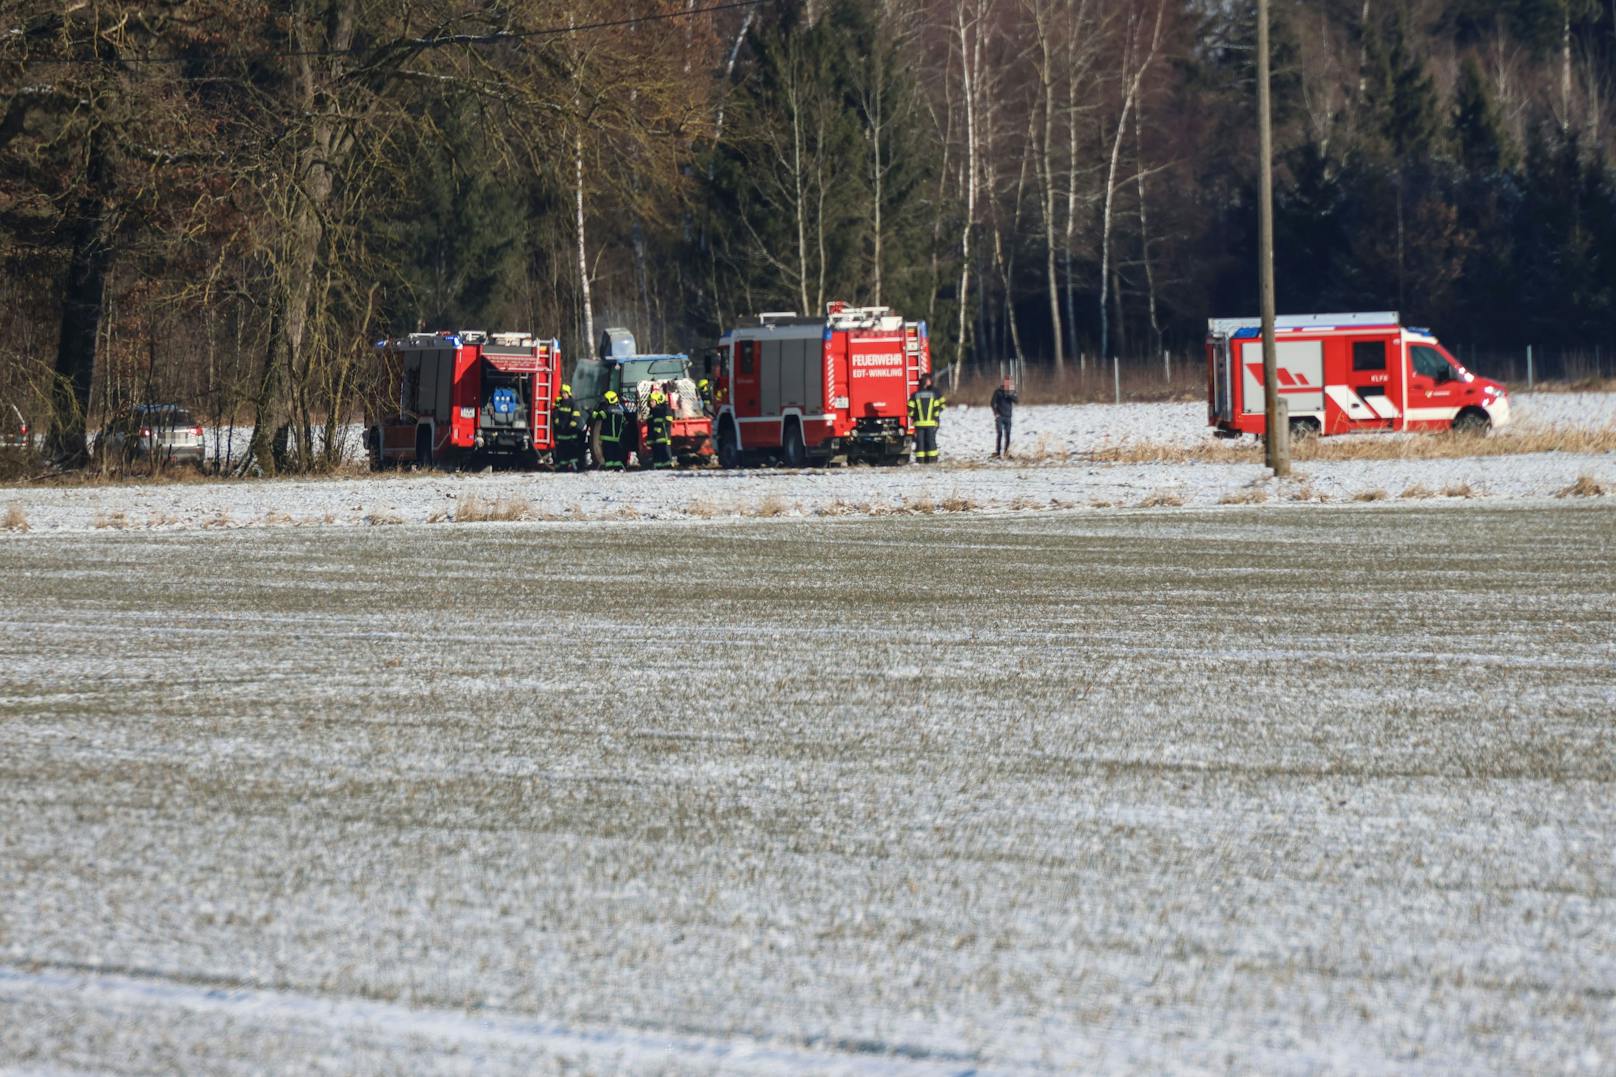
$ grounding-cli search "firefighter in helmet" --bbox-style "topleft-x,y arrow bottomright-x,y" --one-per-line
908,372 -> 946,464
697,377 -> 715,415
551,384 -> 586,472
593,389 -> 634,472
646,388 -> 675,470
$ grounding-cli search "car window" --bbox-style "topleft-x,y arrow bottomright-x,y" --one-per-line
1411,346 -> 1450,380
1352,341 -> 1386,372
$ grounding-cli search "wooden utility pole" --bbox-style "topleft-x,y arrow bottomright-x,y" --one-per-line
1257,0 -> 1290,476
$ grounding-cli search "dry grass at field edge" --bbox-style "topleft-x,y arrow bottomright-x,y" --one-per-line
1090,424 -> 1616,465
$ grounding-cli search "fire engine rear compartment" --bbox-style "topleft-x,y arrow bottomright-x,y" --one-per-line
718,306 -> 927,466
369,333 -> 560,469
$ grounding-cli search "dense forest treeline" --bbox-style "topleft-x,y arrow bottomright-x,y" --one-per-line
4,0 -> 1616,469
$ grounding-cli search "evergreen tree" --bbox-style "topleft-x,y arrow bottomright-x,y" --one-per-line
385,102 -> 529,331
1453,56 -> 1517,175
1362,9 -> 1442,160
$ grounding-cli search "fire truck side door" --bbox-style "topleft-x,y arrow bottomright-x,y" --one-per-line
1326,336 -> 1397,433
1405,343 -> 1463,430
733,339 -> 761,420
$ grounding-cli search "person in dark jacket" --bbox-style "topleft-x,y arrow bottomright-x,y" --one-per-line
646,389 -> 675,469
991,377 -> 1019,458
908,373 -> 946,464
551,384 -> 586,472
593,390 -> 633,471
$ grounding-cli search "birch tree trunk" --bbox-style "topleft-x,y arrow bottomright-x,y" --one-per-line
953,0 -> 983,387
1098,1 -> 1163,363
1134,88 -> 1162,353
575,127 -> 595,353
1029,0 -> 1063,369
791,70 -> 811,315
1562,7 -> 1574,131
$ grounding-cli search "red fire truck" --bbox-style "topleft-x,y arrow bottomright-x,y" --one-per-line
365,331 -> 563,469
1207,313 -> 1511,438
711,302 -> 930,467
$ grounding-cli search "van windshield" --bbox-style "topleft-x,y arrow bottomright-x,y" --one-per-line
1411,345 -> 1454,380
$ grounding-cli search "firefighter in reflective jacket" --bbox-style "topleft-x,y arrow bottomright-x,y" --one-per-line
593,390 -> 634,471
551,384 -> 586,472
908,373 -> 946,464
646,390 -> 675,469
697,378 -> 715,415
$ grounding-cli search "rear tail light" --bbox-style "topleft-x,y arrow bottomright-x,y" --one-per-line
18,423 -> 26,436
194,425 -> 204,437
140,427 -> 151,438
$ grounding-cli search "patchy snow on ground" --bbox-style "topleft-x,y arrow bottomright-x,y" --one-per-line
194,391 -> 1616,468
4,393 -> 1612,535
2,505 -> 1613,1073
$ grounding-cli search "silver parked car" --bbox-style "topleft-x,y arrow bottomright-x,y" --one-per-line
97,404 -> 206,466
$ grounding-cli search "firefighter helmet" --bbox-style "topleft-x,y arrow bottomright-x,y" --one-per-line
561,383 -> 573,396
604,390 -> 619,404
698,378 -> 710,389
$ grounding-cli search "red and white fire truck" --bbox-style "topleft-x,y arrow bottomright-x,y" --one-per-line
365,331 -> 563,469
710,302 -> 930,467
1207,313 -> 1511,438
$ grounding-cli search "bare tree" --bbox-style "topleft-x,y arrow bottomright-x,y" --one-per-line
951,0 -> 989,385
1097,0 -> 1163,363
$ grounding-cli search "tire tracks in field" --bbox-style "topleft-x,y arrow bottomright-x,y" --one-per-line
0,960 -> 1004,1074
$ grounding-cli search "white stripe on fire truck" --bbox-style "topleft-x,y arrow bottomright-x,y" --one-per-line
1364,395 -> 1401,420
1403,406 -> 1463,422
1325,385 -> 1374,417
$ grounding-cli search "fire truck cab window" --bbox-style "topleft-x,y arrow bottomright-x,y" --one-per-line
739,343 -> 754,375
1352,341 -> 1386,372
1411,345 -> 1451,381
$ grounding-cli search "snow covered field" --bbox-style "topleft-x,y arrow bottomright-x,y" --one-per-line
2,393 -> 1613,534
2,504 -> 1614,1073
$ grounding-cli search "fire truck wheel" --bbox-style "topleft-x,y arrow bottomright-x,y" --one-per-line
1452,409 -> 1490,435
781,421 -> 808,469
717,424 -> 741,469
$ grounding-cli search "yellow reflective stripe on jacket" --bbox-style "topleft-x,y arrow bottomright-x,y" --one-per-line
909,393 -> 946,427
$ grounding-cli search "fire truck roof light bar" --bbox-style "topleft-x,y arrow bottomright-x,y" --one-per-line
1209,311 -> 1400,336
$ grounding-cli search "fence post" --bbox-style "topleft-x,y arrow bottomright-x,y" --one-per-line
1113,355 -> 1121,405
1163,349 -> 1171,383
1527,345 -> 1535,391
